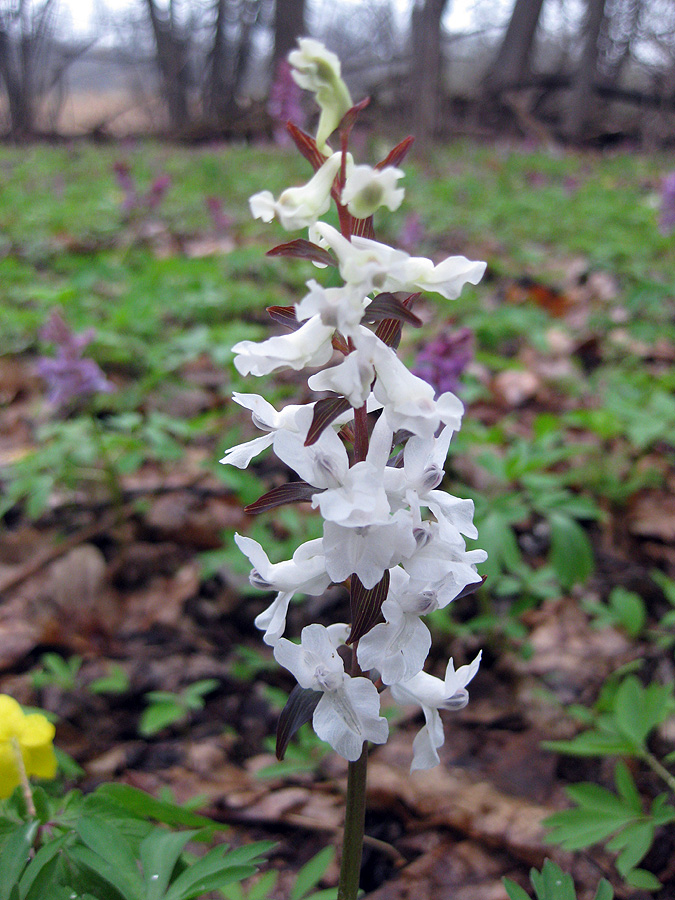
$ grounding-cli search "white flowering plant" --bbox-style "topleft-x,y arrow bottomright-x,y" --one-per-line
222,37 -> 487,899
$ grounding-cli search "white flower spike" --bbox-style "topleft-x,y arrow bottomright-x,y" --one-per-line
225,39 -> 487,773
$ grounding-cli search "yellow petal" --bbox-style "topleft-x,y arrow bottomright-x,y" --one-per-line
19,714 -> 55,748
0,695 -> 25,741
0,743 -> 20,799
23,742 -> 57,780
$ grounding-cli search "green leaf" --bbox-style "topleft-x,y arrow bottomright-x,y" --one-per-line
88,666 -> 131,695
503,879 -> 535,900
140,828 -> 196,899
0,822 -> 38,900
544,808 -> 629,849
164,841 -> 271,900
608,588 -> 646,637
624,868 -> 661,891
612,821 -> 654,875
90,784 -> 219,833
183,679 -> 219,705
542,731 -> 637,758
74,818 -> 143,899
139,701 -> 186,736
479,512 -> 522,579
564,782 -> 628,815
291,847 -> 334,900
530,859 -> 576,900
650,794 -> 675,826
164,856 -> 255,900
549,513 -> 594,589
20,834 -> 69,898
68,845 -> 139,900
593,881 -> 613,900
612,677 -> 672,749
613,761 -> 642,812
22,855 -> 61,900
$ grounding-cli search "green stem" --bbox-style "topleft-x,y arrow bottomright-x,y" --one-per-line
336,390 -> 372,899
643,750 -> 675,796
10,738 -> 36,818
337,746 -> 369,900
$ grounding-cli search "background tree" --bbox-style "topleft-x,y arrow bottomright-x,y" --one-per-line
143,0 -> 192,131
273,0 -> 305,69
410,0 -> 450,142
564,0 -> 609,139
484,0 -> 546,91
0,0 -> 61,137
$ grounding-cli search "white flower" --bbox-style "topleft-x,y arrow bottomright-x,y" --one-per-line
232,316 -> 335,377
313,413 -> 393,527
313,222 -> 410,294
308,351 -> 375,407
295,279 -> 369,336
220,393 -> 311,469
312,224 -> 486,300
323,508 -> 417,589
288,39 -> 353,150
390,652 -> 481,770
308,325 -> 381,407
273,406 -> 349,489
274,624 -> 388,760
402,520 -> 486,607
396,427 -> 478,538
249,153 -> 342,230
387,255 -> 486,300
357,569 -> 432,684
370,338 -> 464,439
234,535 -> 331,645
341,165 -> 405,218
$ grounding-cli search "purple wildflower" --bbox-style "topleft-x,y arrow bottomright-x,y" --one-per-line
113,162 -> 170,215
113,161 -> 138,212
37,310 -> 115,409
268,59 -> 307,146
146,174 -> 171,210
659,172 -> 675,234
411,327 -> 474,397
205,196 -> 234,234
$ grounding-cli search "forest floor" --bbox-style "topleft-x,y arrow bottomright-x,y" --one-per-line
1,139 -> 675,899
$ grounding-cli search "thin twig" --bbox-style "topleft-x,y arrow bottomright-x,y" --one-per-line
0,507 -> 121,596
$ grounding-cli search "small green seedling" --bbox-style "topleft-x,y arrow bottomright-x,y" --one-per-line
139,679 -> 219,737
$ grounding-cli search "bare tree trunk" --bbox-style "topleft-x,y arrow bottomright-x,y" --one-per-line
273,0 -> 305,68
206,0 -> 228,120
410,0 -> 449,143
564,0 -> 608,139
144,0 -> 191,131
206,0 -> 263,125
0,0 -> 58,138
485,0 -> 545,91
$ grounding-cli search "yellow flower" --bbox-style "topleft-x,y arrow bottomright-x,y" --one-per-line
0,695 -> 57,799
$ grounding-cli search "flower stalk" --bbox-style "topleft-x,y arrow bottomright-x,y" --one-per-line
10,737 -> 36,818
338,747 -> 368,900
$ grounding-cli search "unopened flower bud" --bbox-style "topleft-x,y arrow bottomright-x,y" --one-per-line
288,38 -> 352,150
